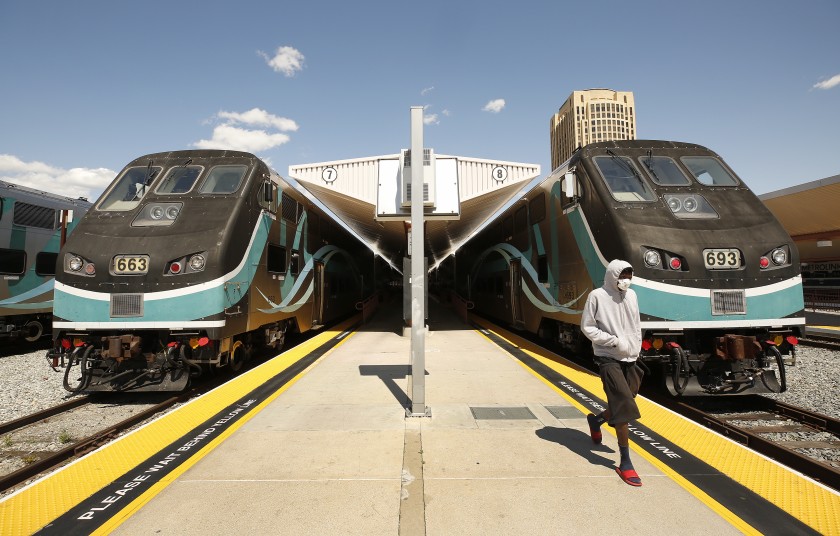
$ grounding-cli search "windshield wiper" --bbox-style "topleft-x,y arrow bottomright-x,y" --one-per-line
606,148 -> 645,186
643,150 -> 661,183
143,160 -> 158,185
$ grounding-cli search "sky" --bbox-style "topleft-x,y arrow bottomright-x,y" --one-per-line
1,0 -> 838,202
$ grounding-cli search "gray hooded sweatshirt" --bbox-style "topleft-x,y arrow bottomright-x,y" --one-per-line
581,259 -> 642,362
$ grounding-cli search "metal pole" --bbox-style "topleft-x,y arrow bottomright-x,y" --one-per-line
407,106 -> 428,417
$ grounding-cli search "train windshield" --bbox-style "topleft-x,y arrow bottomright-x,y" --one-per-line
681,157 -> 739,186
97,166 -> 162,211
638,156 -> 691,186
198,165 -> 248,194
593,155 -> 656,202
156,165 -> 204,194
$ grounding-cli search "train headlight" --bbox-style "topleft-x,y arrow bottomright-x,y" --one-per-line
644,249 -> 661,267
150,206 -> 164,220
165,205 -> 180,219
771,248 -> 787,265
68,256 -> 83,272
667,197 -> 682,212
189,254 -> 206,271
683,197 -> 698,212
84,262 -> 96,275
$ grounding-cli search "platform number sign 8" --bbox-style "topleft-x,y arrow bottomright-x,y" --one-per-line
322,167 -> 338,184
491,166 -> 508,183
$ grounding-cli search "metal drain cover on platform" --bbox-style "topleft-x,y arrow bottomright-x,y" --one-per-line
545,406 -> 584,419
470,406 -> 536,420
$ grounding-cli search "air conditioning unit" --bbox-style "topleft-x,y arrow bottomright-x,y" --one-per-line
400,148 -> 435,207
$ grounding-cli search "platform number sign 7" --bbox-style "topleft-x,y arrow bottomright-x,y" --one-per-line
322,167 -> 338,184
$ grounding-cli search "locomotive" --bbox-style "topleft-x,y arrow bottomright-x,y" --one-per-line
48,150 -> 372,392
459,140 -> 804,395
0,180 -> 91,342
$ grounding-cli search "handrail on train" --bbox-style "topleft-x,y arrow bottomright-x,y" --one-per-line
355,292 -> 381,324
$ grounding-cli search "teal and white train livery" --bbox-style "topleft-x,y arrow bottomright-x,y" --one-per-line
49,150 -> 372,392
459,140 -> 804,395
0,180 -> 91,342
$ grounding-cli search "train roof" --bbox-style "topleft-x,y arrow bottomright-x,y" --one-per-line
0,179 -> 93,210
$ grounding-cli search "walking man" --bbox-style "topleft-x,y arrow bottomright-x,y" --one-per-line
581,259 -> 644,486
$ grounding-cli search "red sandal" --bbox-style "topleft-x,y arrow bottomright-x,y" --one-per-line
615,467 -> 642,487
586,414 -> 602,444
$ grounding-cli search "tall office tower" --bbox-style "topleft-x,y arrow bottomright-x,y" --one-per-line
549,89 -> 636,170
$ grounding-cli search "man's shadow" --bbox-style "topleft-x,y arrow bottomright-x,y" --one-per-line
535,426 -> 616,469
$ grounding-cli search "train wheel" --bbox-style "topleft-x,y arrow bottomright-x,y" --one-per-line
63,346 -> 92,393
229,342 -> 244,373
761,346 -> 787,393
670,348 -> 691,395
23,319 -> 44,342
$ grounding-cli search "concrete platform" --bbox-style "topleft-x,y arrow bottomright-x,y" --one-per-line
109,301 -> 741,536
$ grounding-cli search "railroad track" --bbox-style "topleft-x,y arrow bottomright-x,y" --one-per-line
648,393 -> 840,490
0,392 -> 186,494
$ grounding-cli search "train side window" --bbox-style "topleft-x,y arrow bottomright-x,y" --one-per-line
637,156 -> 690,186
199,165 -> 247,194
290,250 -> 300,275
267,243 -> 287,274
0,248 -> 26,275
681,157 -> 739,186
537,255 -> 548,283
502,216 -> 513,240
98,166 -> 163,211
514,206 -> 527,234
593,156 -> 655,202
0,197 -> 4,219
529,193 -> 545,223
156,165 -> 204,194
35,252 -> 58,276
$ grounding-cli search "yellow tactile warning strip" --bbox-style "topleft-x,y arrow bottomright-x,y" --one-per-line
0,316 -> 358,536
473,317 -> 840,536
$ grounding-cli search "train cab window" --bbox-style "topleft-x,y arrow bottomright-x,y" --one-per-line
638,156 -> 690,186
681,157 -> 739,186
290,250 -> 300,275
529,193 -> 546,223
593,156 -> 655,202
514,206 -> 527,234
0,248 -> 26,275
267,243 -> 287,274
156,165 -> 204,195
98,166 -> 162,211
199,165 -> 248,194
35,252 -> 59,276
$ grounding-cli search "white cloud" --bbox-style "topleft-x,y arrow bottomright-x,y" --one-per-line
813,73 -> 840,90
442,109 -> 451,117
258,46 -> 305,77
421,86 -> 435,96
0,154 -> 114,201
482,99 -> 506,113
193,124 -> 291,152
423,113 -> 439,125
217,108 -> 298,131
194,108 -> 297,152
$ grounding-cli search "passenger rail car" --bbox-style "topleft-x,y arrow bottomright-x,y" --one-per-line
460,140 -> 804,395
0,180 -> 91,342
48,150 -> 371,392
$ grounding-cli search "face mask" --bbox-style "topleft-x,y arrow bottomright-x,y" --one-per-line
617,278 -> 631,291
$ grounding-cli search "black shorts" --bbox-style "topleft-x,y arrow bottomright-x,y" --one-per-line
594,357 -> 643,426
